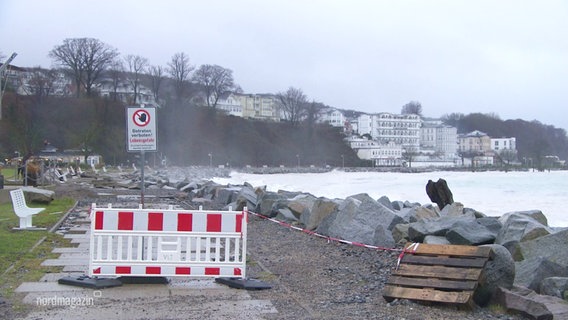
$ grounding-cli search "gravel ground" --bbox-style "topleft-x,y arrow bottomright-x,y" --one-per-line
3,170 -> 529,319
245,214 -> 526,320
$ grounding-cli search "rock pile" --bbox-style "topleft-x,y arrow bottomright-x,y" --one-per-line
85,167 -> 568,318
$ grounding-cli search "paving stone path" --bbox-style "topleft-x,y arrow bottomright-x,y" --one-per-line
15,205 -> 277,320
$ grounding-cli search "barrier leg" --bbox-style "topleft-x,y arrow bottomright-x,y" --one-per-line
215,277 -> 272,290
58,275 -> 122,289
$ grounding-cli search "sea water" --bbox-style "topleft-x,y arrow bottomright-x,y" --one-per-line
213,170 -> 568,228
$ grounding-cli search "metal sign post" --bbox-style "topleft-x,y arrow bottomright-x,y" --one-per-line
126,106 -> 157,209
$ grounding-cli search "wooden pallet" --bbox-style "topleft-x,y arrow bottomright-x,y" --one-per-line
383,243 -> 493,307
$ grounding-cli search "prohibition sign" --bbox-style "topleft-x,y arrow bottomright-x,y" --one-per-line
132,109 -> 151,127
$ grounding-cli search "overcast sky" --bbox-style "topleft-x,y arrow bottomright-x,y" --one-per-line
2,0 -> 568,130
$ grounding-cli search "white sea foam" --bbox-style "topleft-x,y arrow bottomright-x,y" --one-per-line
213,170 -> 568,227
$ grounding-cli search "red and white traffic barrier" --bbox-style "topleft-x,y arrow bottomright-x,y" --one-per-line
89,204 -> 247,279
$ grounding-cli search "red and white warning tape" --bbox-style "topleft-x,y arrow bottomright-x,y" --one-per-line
246,210 -> 420,265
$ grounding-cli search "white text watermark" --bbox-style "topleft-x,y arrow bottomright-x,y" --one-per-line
35,291 -> 101,309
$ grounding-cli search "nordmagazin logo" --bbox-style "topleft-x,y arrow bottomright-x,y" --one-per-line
35,291 -> 100,309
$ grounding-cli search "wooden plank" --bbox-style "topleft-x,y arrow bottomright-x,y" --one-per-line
401,254 -> 488,268
386,275 -> 478,291
384,243 -> 492,306
383,285 -> 472,304
404,243 -> 492,258
393,264 -> 482,281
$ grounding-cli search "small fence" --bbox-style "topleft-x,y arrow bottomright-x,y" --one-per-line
89,204 -> 247,279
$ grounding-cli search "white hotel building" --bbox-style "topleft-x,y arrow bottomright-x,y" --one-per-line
357,113 -> 421,150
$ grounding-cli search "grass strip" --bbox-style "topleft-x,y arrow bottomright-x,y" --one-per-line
0,196 -> 77,311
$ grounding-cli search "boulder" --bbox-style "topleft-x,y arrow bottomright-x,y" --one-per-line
499,210 -> 549,227
402,205 -> 439,223
407,213 -> 476,242
540,277 -> 568,299
514,229 -> 568,292
391,200 -> 405,211
404,200 -> 421,208
317,193 -> 401,247
516,228 -> 568,264
377,196 -> 393,210
21,187 -> 55,204
256,192 -> 287,217
465,207 -> 487,218
495,211 -> 554,259
372,224 -> 396,248
348,193 -> 403,231
92,177 -> 119,188
476,217 -> 503,236
425,178 -> 454,209
300,197 -> 340,231
422,235 -> 450,245
235,184 -> 258,210
315,210 -> 338,236
439,202 -> 464,217
473,244 -> 515,306
445,220 -> 497,245
287,193 -> 317,217
215,186 -> 241,206
391,223 -> 409,244
515,257 -> 568,293
275,207 -> 299,222
494,285 -> 568,320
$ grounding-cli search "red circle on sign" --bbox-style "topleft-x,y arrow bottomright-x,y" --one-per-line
132,109 -> 151,127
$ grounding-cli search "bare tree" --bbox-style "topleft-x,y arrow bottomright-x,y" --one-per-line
105,60 -> 124,102
192,64 -> 236,108
21,67 -> 57,103
124,54 -> 149,105
167,52 -> 194,104
402,146 -> 419,168
401,101 -> 423,116
277,87 -> 308,125
148,65 -> 165,104
49,38 -> 119,97
305,101 -> 324,124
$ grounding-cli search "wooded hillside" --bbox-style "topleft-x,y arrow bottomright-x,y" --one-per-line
0,93 -> 362,167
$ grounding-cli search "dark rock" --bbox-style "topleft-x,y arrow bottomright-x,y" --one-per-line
287,193 -> 317,217
439,202 -> 464,217
372,224 -> 396,248
495,211 -> 553,259
425,178 -> 454,209
300,197 -> 340,231
445,220 -> 496,245
275,207 -> 299,222
515,257 -> 568,292
407,213 -> 476,242
256,192 -> 287,217
391,223 -> 409,244
391,200 -> 405,211
423,235 -> 450,245
21,186 -> 55,204
377,196 -> 393,210
540,277 -> 568,299
476,217 -> 503,236
474,244 -> 515,306
215,187 -> 241,206
516,228 -> 568,265
317,193 -> 400,247
235,184 -> 258,210
494,285 -> 568,320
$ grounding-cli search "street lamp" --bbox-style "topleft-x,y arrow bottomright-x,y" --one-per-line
296,154 -> 300,167
208,153 -> 213,167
